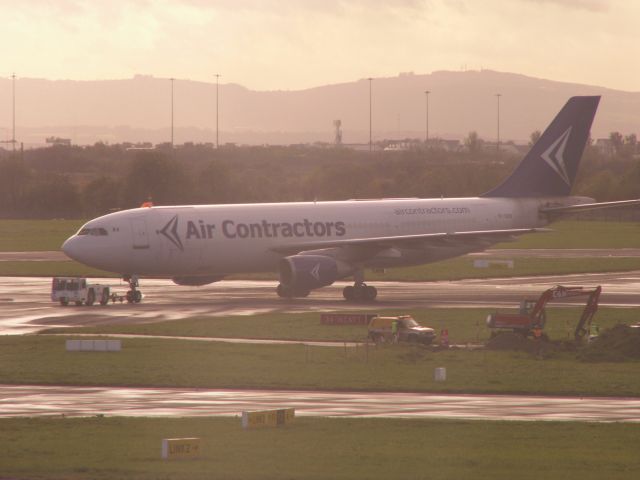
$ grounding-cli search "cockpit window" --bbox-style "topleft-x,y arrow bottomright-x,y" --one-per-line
77,227 -> 109,236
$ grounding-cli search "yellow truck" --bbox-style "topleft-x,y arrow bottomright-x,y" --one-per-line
367,315 -> 436,344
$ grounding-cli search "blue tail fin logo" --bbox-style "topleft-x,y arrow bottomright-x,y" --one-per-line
483,96 -> 600,198
541,126 -> 572,186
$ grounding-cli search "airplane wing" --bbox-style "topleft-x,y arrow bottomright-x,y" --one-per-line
269,227 -> 549,257
541,199 -> 640,216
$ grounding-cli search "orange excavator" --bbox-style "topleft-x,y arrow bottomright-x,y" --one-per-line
486,285 -> 601,341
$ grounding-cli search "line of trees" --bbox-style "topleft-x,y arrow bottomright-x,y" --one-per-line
0,135 -> 639,219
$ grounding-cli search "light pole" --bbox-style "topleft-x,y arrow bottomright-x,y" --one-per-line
215,73 -> 220,148
11,73 -> 16,153
368,78 -> 373,153
496,93 -> 501,154
170,78 -> 175,149
424,90 -> 430,145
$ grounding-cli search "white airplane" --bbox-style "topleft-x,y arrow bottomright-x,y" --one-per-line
62,96 -> 639,302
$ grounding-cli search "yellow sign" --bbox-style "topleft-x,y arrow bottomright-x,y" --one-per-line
161,438 -> 201,460
242,408 -> 295,429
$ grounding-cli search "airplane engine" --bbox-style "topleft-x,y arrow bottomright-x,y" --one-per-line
171,275 -> 226,286
278,255 -> 353,295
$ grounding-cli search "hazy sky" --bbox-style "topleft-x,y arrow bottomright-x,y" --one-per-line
2,0 -> 638,92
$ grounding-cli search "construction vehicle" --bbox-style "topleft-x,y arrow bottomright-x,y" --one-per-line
486,285 -> 601,341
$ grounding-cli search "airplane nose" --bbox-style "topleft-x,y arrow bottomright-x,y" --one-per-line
62,233 -> 119,272
61,236 -> 81,262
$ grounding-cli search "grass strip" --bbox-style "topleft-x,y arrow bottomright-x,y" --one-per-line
41,307 -> 640,344
0,417 -> 638,480
366,256 -> 640,281
0,261 -> 115,277
0,219 -> 84,251
2,335 -> 640,396
496,220 -> 640,249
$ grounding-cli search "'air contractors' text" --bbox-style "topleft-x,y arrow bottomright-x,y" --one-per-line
186,219 -> 346,240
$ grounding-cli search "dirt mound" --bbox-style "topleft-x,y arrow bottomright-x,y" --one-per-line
486,333 -> 538,353
578,324 -> 640,362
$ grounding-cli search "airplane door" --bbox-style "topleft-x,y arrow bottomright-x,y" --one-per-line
131,218 -> 150,249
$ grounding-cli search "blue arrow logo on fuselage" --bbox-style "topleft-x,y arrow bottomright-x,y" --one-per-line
159,215 -> 184,250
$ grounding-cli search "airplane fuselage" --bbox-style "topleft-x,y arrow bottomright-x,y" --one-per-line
63,195 -> 591,278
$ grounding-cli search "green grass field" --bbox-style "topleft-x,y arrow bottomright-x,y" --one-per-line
41,306 -> 640,344
31,307 -> 640,396
496,220 -> 640,249
367,256 -> 640,281
3,332 -> 640,396
0,260 -> 116,277
0,219 -> 84,251
1,417 -> 638,480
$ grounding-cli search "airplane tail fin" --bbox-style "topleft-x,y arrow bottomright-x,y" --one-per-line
482,96 -> 600,198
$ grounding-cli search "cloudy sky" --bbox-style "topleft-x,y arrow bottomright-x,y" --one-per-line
1,0 -> 638,91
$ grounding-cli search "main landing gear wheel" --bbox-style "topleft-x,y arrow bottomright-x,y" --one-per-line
343,284 -> 377,302
276,283 -> 288,298
126,290 -> 143,303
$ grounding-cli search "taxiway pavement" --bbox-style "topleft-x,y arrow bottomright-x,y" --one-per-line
1,384 -> 638,422
1,270 -> 640,335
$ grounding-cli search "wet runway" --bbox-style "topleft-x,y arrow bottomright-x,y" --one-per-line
2,270 -> 640,422
2,270 -> 640,335
1,385 -> 638,422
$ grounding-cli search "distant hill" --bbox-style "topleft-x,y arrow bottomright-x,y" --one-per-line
0,70 -> 638,146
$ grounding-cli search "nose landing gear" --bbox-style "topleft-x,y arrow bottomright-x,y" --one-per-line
123,275 -> 143,303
